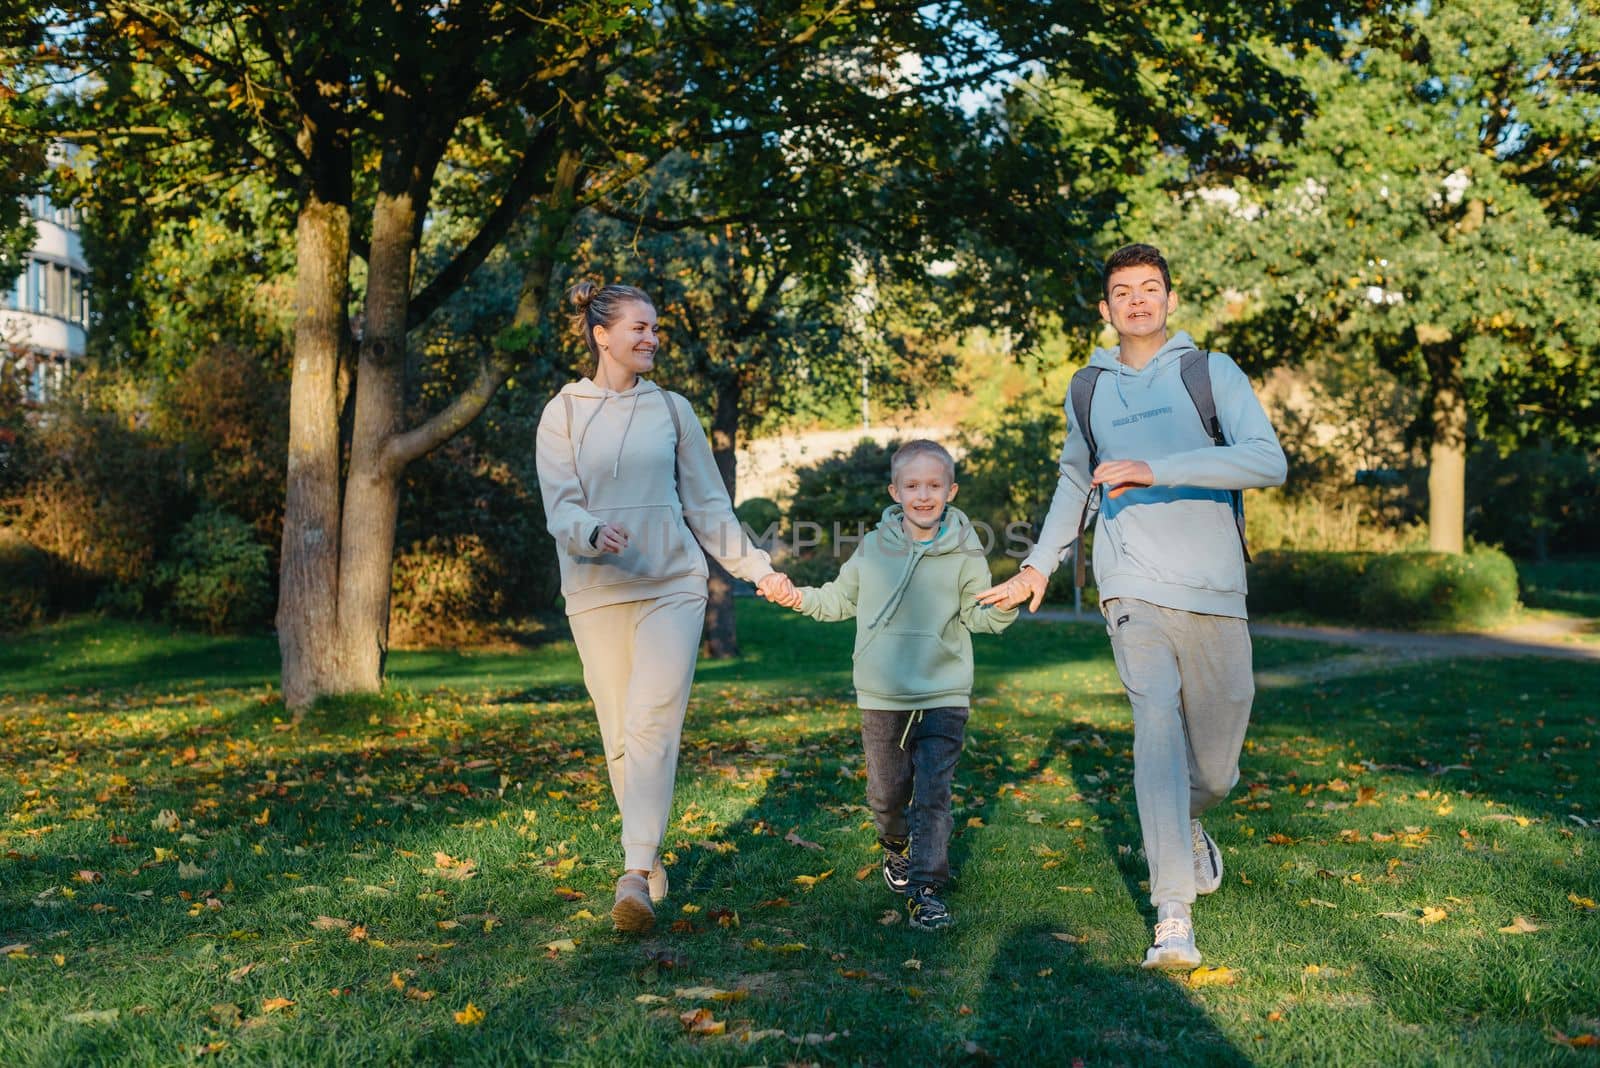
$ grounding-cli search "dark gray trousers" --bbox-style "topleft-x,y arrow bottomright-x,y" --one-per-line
860,706 -> 968,888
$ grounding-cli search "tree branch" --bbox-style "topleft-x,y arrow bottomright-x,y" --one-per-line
381,356 -> 510,470
406,117 -> 563,329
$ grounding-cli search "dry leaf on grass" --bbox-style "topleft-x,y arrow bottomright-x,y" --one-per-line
785,829 -> 823,850
311,915 -> 352,931
878,909 -> 902,926
1568,893 -> 1598,912
453,1002 -> 485,1026
1498,916 -> 1540,934
1051,932 -> 1086,944
679,1008 -> 726,1036
1188,966 -> 1238,987
260,997 -> 294,1014
1419,907 -> 1448,925
793,869 -> 833,890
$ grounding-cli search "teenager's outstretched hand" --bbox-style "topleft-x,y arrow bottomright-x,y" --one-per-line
976,565 -> 1048,613
1091,459 -> 1155,499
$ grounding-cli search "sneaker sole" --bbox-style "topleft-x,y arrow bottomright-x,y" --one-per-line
611,896 -> 655,934
909,917 -> 953,932
883,872 -> 911,895
1141,948 -> 1202,970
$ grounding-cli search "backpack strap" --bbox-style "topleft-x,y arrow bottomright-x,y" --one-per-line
1066,366 -> 1107,590
660,389 -> 683,491
1178,350 -> 1251,563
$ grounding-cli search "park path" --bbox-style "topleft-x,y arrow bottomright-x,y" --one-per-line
1023,607 -> 1600,687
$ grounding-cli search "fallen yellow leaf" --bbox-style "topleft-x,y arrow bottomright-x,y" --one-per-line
1568,893 -> 1598,912
1188,966 -> 1237,987
793,869 -> 833,890
1498,916 -> 1540,934
260,997 -> 294,1014
454,1002 -> 485,1026
545,939 -> 578,953
1419,907 -> 1448,925
679,1007 -> 725,1036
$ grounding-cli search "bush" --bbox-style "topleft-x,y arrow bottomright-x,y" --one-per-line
0,528 -> 51,630
735,497 -> 783,543
1248,547 -> 1518,629
156,508 -> 273,633
389,533 -> 504,646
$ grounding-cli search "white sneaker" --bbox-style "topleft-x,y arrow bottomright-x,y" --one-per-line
611,873 -> 654,934
1192,820 -> 1222,895
647,861 -> 668,904
1142,914 -> 1202,970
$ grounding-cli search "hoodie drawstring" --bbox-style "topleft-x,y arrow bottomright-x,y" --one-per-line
613,392 -> 641,478
898,709 -> 924,751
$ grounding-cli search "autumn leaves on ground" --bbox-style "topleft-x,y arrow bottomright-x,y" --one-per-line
1,605 -> 1596,1066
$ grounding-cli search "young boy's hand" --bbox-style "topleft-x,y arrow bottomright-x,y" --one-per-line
757,572 -> 802,609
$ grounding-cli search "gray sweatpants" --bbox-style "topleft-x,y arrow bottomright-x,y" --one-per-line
568,592 -> 707,872
1104,597 -> 1254,907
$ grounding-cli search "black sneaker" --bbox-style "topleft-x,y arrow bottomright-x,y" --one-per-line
881,839 -> 911,895
907,886 -> 952,931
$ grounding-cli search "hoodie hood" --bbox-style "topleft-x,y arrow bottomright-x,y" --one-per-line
558,377 -> 664,479
1089,330 -> 1200,409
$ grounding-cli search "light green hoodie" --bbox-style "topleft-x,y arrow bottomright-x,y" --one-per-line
798,504 -> 1017,711
535,377 -> 773,615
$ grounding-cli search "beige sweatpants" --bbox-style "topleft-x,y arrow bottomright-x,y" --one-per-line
567,591 -> 706,872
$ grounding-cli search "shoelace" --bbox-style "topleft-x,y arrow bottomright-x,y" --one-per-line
1152,917 -> 1191,946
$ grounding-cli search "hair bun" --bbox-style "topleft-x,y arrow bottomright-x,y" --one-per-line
567,281 -> 598,310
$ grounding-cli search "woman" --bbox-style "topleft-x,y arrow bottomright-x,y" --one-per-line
535,281 -> 797,933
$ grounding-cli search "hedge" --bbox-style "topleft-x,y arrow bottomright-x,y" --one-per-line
0,528 -> 51,630
1247,547 -> 1518,629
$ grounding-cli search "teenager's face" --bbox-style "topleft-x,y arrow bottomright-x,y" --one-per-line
888,454 -> 958,536
1099,264 -> 1177,342
593,300 -> 659,377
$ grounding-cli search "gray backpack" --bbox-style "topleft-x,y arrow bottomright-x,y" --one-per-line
1067,349 -> 1249,589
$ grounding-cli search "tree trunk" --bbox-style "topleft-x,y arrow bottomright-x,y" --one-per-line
701,376 -> 742,659
1425,345 -> 1467,554
277,193 -> 350,710
332,188 -> 418,692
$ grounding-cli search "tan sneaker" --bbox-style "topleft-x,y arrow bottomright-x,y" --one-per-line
647,861 -> 668,904
612,873 -> 654,934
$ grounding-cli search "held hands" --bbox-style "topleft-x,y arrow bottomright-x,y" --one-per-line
1091,459 -> 1155,499
593,523 -> 631,554
756,572 -> 803,610
976,565 -> 1048,613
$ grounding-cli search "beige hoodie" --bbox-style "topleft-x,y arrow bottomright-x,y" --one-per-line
535,377 -> 773,615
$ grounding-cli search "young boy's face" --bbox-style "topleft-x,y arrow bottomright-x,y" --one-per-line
1099,263 -> 1177,342
888,454 -> 958,537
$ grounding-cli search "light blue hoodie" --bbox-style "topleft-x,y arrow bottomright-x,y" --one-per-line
1021,331 -> 1287,618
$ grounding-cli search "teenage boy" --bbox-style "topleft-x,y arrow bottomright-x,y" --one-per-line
786,440 -> 1017,931
978,243 -> 1287,968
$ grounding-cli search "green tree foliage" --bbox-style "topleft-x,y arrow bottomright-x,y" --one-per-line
12,0 -> 1354,707
1132,0 -> 1600,551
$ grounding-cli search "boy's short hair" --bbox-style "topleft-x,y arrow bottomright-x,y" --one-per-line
1102,243 -> 1171,298
890,439 -> 956,484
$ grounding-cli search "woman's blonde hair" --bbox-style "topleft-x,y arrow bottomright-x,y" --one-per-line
567,281 -> 654,364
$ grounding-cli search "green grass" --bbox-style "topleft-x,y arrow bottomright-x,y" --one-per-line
1519,557 -> 1600,620
2,604 -> 1597,1066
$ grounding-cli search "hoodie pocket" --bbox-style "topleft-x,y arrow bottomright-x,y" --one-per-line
854,628 -> 969,700
1108,498 -> 1244,593
567,504 -> 704,590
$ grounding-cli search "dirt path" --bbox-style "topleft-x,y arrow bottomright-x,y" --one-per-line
1022,607 -> 1600,686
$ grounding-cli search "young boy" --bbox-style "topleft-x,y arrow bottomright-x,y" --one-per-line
978,243 -> 1287,968
785,439 -> 1017,930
